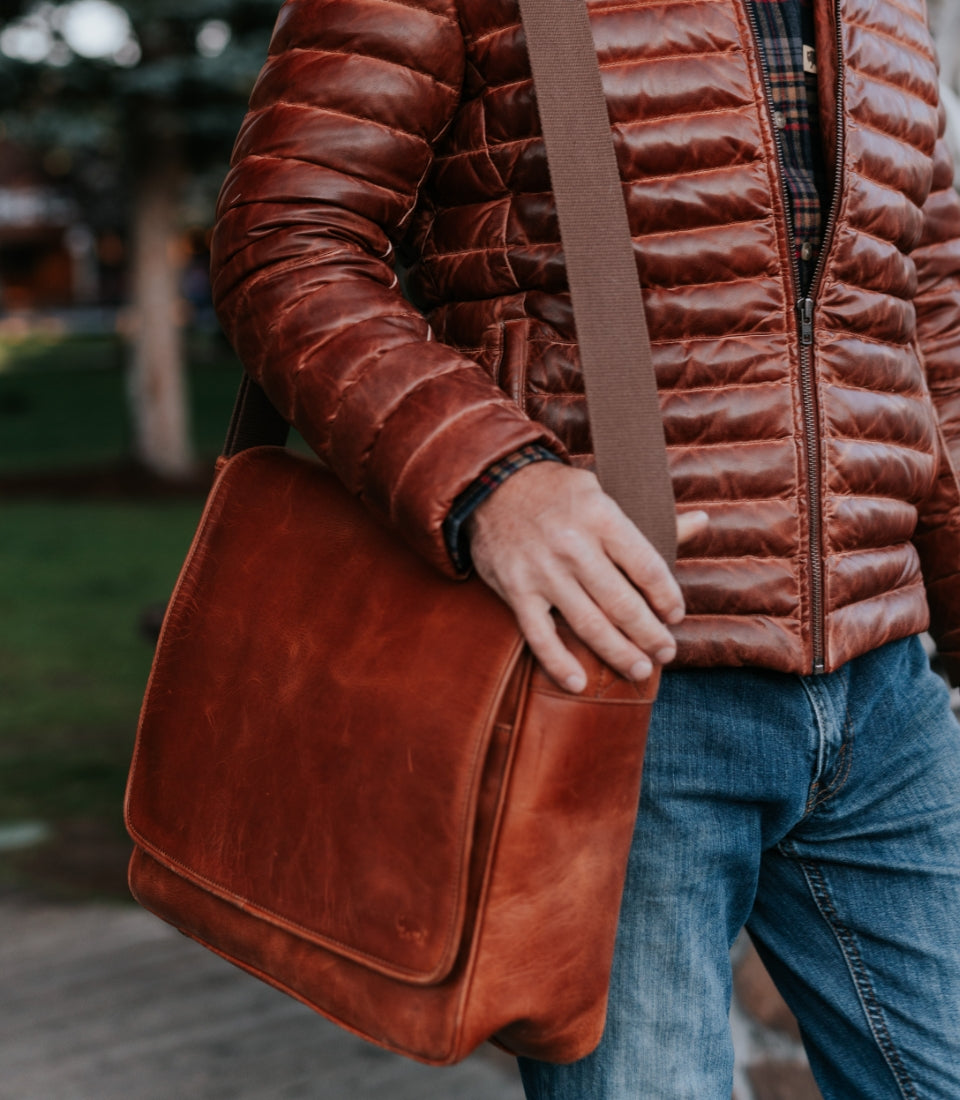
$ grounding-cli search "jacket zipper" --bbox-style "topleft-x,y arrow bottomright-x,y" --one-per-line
745,0 -> 845,674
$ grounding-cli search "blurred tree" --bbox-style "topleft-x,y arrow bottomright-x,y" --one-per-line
0,0 -> 279,477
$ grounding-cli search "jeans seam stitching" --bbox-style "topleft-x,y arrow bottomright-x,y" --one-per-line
803,743 -> 851,816
804,708 -> 856,816
800,676 -> 829,784
797,857 -> 920,1099
818,739 -> 854,805
824,707 -> 857,803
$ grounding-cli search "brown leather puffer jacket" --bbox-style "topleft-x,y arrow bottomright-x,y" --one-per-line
211,0 -> 960,680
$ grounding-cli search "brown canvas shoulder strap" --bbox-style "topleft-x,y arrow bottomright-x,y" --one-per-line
225,0 -> 676,565
516,0 -> 676,567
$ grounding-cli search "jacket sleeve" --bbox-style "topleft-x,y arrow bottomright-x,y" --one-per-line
910,106 -> 960,681
210,0 -> 564,576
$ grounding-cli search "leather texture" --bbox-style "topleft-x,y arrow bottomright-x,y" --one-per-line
125,447 -> 658,1065
211,0 -> 960,680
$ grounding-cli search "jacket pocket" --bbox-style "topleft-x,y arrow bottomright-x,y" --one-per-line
498,318 -> 530,413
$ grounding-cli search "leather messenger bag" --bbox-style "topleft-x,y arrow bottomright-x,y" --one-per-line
124,0 -> 676,1067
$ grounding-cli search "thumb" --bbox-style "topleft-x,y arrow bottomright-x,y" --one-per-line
677,510 -> 709,544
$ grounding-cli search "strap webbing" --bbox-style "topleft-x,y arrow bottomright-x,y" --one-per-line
516,0 -> 676,567
224,0 -> 676,566
223,372 -> 289,456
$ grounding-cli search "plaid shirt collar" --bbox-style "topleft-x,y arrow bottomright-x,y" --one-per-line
750,0 -> 829,291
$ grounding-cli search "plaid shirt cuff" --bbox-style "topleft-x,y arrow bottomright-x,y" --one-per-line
443,444 -> 563,573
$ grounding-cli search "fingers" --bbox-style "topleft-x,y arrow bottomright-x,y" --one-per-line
598,506 -> 708,626
556,587 -> 658,681
552,508 -> 710,684
561,552 -> 677,671
466,462 -> 711,693
514,567 -> 669,691
514,597 -> 588,693
512,549 -> 678,690
677,509 -> 709,544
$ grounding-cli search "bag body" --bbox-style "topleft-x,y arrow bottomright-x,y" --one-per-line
125,446 -> 657,1065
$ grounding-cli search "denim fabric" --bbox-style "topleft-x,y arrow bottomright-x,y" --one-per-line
518,635 -> 960,1099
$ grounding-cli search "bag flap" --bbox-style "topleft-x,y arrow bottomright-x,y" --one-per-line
125,447 -> 526,985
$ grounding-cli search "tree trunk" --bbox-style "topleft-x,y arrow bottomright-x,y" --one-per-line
127,141 -> 194,479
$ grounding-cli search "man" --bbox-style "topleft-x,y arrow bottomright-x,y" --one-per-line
210,0 -> 960,1094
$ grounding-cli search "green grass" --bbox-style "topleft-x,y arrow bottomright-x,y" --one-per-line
0,330 -> 121,374
0,330 -> 244,892
0,331 -> 316,899
0,500 -> 203,824
0,330 -> 243,472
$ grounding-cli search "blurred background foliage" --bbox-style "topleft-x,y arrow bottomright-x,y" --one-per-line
0,0 -> 281,477
0,0 -> 283,896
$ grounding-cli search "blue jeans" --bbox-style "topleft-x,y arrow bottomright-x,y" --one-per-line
518,635 -> 960,1099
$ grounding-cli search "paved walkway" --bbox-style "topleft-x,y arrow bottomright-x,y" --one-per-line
1,900 -> 524,1100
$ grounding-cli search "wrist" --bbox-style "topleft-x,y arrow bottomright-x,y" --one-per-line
443,445 -> 564,572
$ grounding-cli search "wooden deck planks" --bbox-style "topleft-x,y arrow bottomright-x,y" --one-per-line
1,901 -> 525,1100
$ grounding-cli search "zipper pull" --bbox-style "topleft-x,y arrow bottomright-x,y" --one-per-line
797,298 -> 814,346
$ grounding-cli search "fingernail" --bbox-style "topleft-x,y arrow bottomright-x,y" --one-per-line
629,659 -> 652,681
666,606 -> 685,625
564,672 -> 587,693
655,646 -> 676,665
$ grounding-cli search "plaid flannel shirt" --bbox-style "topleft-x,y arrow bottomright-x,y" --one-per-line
751,0 -> 828,289
443,0 -> 826,571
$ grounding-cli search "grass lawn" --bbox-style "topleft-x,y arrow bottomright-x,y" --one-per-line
0,500 -> 202,820
0,329 -> 242,473
0,499 -> 205,896
0,329 -> 239,896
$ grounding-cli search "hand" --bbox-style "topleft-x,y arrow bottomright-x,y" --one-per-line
466,461 -> 708,693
